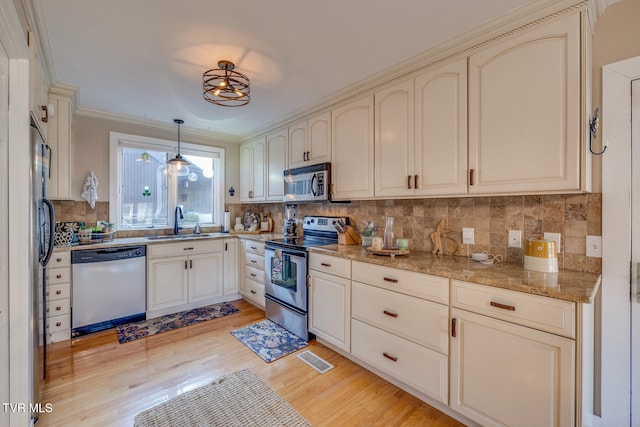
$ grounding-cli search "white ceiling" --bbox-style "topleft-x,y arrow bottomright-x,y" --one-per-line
38,0 -> 564,139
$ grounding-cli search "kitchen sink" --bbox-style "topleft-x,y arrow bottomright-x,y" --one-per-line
145,233 -> 211,240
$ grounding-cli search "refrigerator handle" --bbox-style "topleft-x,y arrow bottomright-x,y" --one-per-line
41,198 -> 55,266
45,144 -> 52,179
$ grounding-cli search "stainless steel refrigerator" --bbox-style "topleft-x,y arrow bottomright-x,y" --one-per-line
30,119 -> 54,424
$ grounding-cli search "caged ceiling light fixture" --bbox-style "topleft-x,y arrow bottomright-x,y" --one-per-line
203,60 -> 250,107
166,119 -> 191,176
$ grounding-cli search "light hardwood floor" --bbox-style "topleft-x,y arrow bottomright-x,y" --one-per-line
39,299 -> 465,427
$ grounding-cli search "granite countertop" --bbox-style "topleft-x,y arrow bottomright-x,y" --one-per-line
53,232 -> 284,251
308,244 -> 601,304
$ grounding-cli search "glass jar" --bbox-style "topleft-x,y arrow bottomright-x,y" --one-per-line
383,216 -> 396,248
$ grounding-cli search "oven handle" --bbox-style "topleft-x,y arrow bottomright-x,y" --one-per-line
311,173 -> 318,197
264,245 -> 307,259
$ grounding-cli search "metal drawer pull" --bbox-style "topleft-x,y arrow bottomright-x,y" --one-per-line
407,175 -> 412,189
383,310 -> 398,318
56,322 -> 61,327
451,318 -> 457,337
490,301 -> 516,311
383,277 -> 398,283
250,290 -> 257,294
189,260 -> 193,269
184,260 -> 188,270
250,273 -> 257,277
250,260 -> 257,264
56,257 -> 62,262
383,352 -> 398,362
56,274 -> 62,279
183,247 -> 194,251
321,262 -> 331,267
55,306 -> 61,311
250,246 -> 257,250
56,290 -> 62,295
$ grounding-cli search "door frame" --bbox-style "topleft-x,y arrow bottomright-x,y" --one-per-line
601,55 -> 640,427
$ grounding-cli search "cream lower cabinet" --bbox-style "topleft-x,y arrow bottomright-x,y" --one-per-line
308,253 -> 351,352
450,280 -> 576,427
242,240 -> 265,309
223,238 -> 239,295
45,251 -> 72,343
350,261 -> 449,404
147,240 -> 223,316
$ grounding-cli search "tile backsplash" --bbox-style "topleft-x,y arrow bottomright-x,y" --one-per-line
53,193 -> 602,274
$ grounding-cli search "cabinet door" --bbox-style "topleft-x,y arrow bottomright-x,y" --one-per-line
375,79 -> 415,198
251,138 -> 266,200
307,111 -> 331,165
223,238 -> 239,295
239,143 -> 253,202
288,120 -> 307,169
189,252 -> 223,303
266,128 -> 287,201
450,308 -> 574,427
309,270 -> 351,352
147,257 -> 189,311
468,13 -> 581,194
415,58 -> 468,196
331,95 -> 374,200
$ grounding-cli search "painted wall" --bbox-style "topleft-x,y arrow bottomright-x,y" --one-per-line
69,114 -> 241,205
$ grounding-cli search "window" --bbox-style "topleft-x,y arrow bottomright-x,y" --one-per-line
109,132 -> 225,230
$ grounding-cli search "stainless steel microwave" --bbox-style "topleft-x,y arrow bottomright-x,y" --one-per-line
283,162 -> 331,202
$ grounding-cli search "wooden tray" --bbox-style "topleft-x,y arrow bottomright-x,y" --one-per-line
229,230 -> 261,235
365,247 -> 410,258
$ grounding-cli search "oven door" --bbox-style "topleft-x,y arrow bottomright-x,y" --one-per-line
264,246 -> 307,311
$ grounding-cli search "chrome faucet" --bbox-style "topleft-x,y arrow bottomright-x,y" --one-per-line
173,206 -> 183,235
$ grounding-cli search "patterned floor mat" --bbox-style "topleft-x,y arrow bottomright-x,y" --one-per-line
116,302 -> 239,343
231,319 -> 308,362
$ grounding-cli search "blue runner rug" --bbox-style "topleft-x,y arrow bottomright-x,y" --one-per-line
116,302 -> 239,343
231,319 -> 308,362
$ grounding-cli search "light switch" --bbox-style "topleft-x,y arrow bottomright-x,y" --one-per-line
586,235 -> 602,258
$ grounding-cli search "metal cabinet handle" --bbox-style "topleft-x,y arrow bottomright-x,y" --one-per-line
383,277 -> 398,283
250,260 -> 257,264
250,290 -> 257,294
56,257 -> 62,262
451,318 -> 457,337
184,260 -> 188,270
250,246 -> 257,250
490,301 -> 516,311
383,310 -> 398,318
382,352 -> 398,362
56,274 -> 62,279
414,175 -> 418,189
225,243 -> 228,251
56,290 -> 62,295
55,322 -> 61,327
55,306 -> 61,311
189,259 -> 193,269
250,273 -> 257,277
407,175 -> 412,189
183,247 -> 194,251
469,168 -> 475,186
320,262 -> 331,267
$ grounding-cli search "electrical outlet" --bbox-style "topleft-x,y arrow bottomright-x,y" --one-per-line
586,235 -> 602,258
508,230 -> 522,248
462,228 -> 474,244
544,232 -> 562,253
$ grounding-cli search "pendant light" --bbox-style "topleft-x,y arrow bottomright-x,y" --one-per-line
166,119 -> 190,176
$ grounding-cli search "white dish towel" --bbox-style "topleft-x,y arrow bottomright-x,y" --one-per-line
80,171 -> 99,209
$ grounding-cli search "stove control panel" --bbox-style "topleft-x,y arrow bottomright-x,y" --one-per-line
303,216 -> 349,233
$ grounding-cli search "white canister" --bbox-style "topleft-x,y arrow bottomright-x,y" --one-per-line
524,237 -> 558,273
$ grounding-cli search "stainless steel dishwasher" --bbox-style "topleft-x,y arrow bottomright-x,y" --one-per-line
71,246 -> 146,336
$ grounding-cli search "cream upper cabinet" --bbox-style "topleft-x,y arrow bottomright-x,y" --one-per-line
468,12 -> 583,194
239,136 -> 266,202
47,84 -> 76,200
288,112 -> 331,169
414,58 -> 468,196
374,79 -> 415,198
266,128 -> 287,201
331,95 -> 374,200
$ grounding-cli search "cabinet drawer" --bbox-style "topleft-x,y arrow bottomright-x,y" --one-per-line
50,251 -> 71,268
46,267 -> 70,285
148,240 -> 223,258
352,319 -> 448,404
47,314 -> 70,333
450,280 -> 576,338
46,298 -> 70,317
244,278 -> 265,308
245,265 -> 265,284
244,240 -> 265,256
46,283 -> 70,301
352,261 -> 448,304
352,282 -> 448,354
309,253 -> 351,279
245,252 -> 265,270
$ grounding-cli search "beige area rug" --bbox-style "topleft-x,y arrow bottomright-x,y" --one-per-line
134,368 -> 311,427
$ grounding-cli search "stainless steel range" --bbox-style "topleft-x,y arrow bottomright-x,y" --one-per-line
264,215 -> 347,341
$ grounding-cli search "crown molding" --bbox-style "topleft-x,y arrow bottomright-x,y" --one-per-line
242,0 -> 592,141
75,107 -> 243,144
